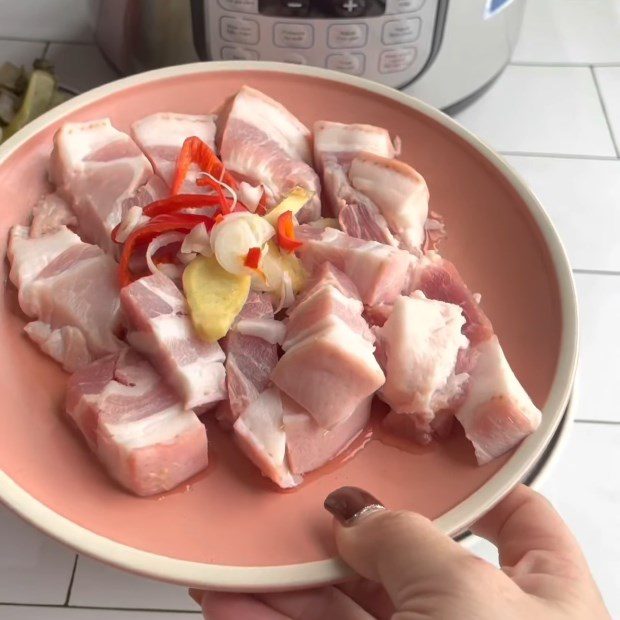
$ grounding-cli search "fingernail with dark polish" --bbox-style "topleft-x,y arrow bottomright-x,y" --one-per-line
324,486 -> 385,526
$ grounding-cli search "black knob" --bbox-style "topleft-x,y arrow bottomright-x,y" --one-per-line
330,0 -> 368,18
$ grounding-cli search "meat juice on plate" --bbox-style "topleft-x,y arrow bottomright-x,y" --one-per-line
5,85 -> 541,497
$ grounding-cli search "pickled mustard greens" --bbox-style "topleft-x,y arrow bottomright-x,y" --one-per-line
0,59 -> 72,144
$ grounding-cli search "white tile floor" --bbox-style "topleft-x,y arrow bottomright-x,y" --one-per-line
1,0 -> 619,618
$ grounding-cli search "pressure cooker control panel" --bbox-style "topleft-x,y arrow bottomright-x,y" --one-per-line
204,0 -> 440,88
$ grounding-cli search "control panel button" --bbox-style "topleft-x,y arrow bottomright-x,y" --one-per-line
220,16 -> 260,45
282,52 -> 307,64
328,23 -> 368,48
274,22 -> 314,48
385,0 -> 426,13
218,0 -> 259,13
278,0 -> 311,16
326,53 -> 365,75
330,0 -> 368,18
221,46 -> 260,60
379,47 -> 417,73
382,17 -> 421,45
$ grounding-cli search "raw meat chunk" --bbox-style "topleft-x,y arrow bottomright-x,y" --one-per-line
349,153 -> 429,252
24,321 -> 92,372
284,395 -> 371,475
375,293 -> 469,441
233,387 -> 301,489
131,112 -> 217,189
121,273 -> 226,410
50,118 -> 152,254
296,225 -> 410,305
18,241 -> 123,357
7,224 -> 82,289
293,260 -> 360,307
66,349 -> 209,496
272,320 -> 384,429
314,120 -> 399,243
283,284 -> 374,351
30,193 -> 77,238
222,292 -> 278,427
456,336 -> 542,465
377,293 -> 469,415
218,86 -> 321,222
409,253 -> 494,346
313,120 -> 399,172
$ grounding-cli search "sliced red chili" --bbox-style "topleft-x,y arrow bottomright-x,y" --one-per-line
244,246 -> 262,270
276,211 -> 302,253
196,174 -> 232,214
118,214 -> 214,288
171,136 -> 238,195
143,194 -> 222,217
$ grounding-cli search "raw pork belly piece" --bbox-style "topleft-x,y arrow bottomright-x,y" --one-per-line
50,119 -> 153,254
314,121 -> 399,245
456,336 -> 542,465
323,164 -> 397,246
120,273 -> 226,410
408,253 -> 494,346
220,292 -> 278,428
284,394 -> 372,475
313,120 -> 399,172
375,293 -> 470,443
293,260 -> 360,307
218,86 -> 321,222
131,113 -> 217,189
272,268 -> 384,428
233,387 -> 301,489
30,193 -> 77,238
407,254 -> 542,461
66,349 -> 209,496
296,225 -> 410,305
24,321 -> 92,372
114,176 -> 169,243
12,231 -> 123,362
7,224 -> 82,289
283,283 -> 374,350
348,153 -> 429,252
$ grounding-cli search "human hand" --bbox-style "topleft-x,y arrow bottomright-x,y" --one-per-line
191,484 -> 610,619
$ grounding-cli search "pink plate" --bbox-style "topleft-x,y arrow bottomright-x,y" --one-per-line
0,62 -> 578,591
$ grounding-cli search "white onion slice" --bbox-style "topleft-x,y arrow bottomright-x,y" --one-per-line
181,223 -> 212,256
145,231 -> 186,280
210,213 -> 275,276
234,318 -> 286,345
238,182 -> 264,213
116,206 -> 149,243
274,271 -> 295,313
197,171 -> 238,211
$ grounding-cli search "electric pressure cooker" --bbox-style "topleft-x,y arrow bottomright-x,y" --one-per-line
95,0 -> 526,110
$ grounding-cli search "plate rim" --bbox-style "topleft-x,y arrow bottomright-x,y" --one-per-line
0,61 -> 579,591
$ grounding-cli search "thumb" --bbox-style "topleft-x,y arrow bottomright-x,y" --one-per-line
324,487 -> 486,609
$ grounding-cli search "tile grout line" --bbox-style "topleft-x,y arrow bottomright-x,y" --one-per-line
499,150 -> 619,161
0,601 -> 199,614
0,35 -> 93,46
510,60 -> 620,68
590,65 -> 620,158
63,555 -> 79,606
573,268 -> 620,277
574,419 -> 620,426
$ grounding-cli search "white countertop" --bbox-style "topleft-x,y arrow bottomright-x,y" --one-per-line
0,0 -> 618,617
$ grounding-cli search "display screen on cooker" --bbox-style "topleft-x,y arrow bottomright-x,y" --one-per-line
258,0 -> 387,18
